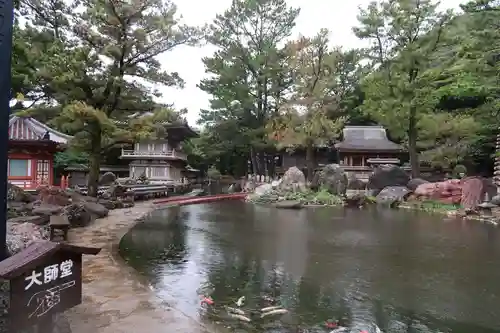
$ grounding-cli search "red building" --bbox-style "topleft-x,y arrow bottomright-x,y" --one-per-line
8,116 -> 72,189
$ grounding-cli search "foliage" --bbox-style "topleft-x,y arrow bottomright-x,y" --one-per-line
207,167 -> 222,179
354,0 -> 480,176
54,150 -> 89,169
15,0 -> 204,195
452,164 -> 467,178
249,188 -> 343,206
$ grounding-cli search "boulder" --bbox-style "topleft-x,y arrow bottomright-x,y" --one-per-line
491,195 -> 500,206
101,183 -> 128,199
367,165 -> 410,195
278,167 -> 307,192
344,193 -> 368,208
414,179 -> 462,204
407,178 -> 429,191
98,199 -> 117,210
376,186 -> 411,206
347,175 -> 366,190
460,176 -> 484,210
38,186 -> 71,206
7,222 -> 49,255
83,202 -> 109,218
7,201 -> 32,217
63,203 -> 93,227
99,171 -> 117,185
254,184 -> 273,196
275,200 -> 303,209
7,183 -> 35,203
32,204 -> 63,216
70,191 -> 98,203
7,215 -> 48,225
310,164 -> 347,195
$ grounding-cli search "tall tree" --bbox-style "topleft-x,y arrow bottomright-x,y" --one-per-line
198,0 -> 299,175
19,0 -> 204,196
267,29 -> 348,179
354,0 -> 461,176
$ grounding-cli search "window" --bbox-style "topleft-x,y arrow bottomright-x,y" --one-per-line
9,159 -> 29,177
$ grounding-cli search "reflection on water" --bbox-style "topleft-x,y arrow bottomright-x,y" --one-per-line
119,202 -> 500,333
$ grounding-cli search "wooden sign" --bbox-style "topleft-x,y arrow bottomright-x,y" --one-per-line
0,240 -> 100,331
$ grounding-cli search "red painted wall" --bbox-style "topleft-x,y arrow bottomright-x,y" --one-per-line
8,152 -> 55,188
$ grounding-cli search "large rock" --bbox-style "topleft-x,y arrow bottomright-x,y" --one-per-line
63,203 -> 93,227
99,171 -> 117,185
101,183 -> 128,199
278,167 -> 307,192
7,222 -> 49,255
460,176 -> 484,210
376,186 -> 411,206
38,186 -> 71,206
367,165 -> 410,195
347,174 -> 366,190
310,164 -> 347,195
83,202 -> 109,218
414,179 -> 462,204
7,215 -> 48,225
407,178 -> 429,191
32,204 -> 63,216
7,183 -> 34,203
254,184 -> 273,196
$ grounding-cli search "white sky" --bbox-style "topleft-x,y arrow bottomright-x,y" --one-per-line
157,0 -> 467,127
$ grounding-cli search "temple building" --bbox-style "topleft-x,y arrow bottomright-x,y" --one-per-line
334,125 -> 405,180
8,115 -> 72,189
119,118 -> 198,183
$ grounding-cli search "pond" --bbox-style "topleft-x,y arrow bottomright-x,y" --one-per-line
119,202 -> 500,333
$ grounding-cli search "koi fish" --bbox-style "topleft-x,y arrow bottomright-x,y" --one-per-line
236,296 -> 245,307
260,308 -> 288,318
329,327 -> 347,333
200,296 -> 214,305
261,305 -> 283,312
225,306 -> 246,315
228,312 -> 251,322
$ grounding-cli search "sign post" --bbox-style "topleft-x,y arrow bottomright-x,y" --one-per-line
0,240 -> 100,332
0,0 -> 15,261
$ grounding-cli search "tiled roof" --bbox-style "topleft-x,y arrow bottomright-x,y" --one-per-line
9,115 -> 72,143
335,126 -> 403,151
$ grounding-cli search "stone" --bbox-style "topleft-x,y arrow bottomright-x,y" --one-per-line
38,186 -> 71,206
254,184 -> 273,196
414,179 -> 462,204
460,176 -> 484,210
344,193 -> 368,208
278,167 -> 307,192
347,175 -> 365,190
7,215 -> 48,225
376,186 -> 411,206
7,222 -> 49,255
101,183 -> 128,199
70,192 -> 98,203
310,164 -> 347,195
99,171 -> 117,185
275,200 -> 303,209
7,183 -> 34,203
63,203 -> 93,227
83,202 -> 109,218
367,165 -> 410,195
32,204 -> 63,216
7,201 -> 32,217
491,195 -> 500,206
407,178 -> 429,191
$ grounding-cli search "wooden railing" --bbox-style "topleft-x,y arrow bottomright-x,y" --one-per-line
120,149 -> 187,160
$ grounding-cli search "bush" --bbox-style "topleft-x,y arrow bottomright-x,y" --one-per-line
452,164 -> 467,178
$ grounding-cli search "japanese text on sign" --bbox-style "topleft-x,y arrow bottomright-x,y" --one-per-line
24,259 -> 73,290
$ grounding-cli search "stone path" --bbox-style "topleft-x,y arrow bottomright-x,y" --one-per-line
64,201 -> 214,333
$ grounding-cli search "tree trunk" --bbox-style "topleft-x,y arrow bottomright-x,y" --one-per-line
87,129 -> 102,197
408,106 -> 420,178
305,140 -> 315,181
250,147 -> 259,175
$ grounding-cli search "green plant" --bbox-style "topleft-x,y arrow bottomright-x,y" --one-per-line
452,164 -> 467,178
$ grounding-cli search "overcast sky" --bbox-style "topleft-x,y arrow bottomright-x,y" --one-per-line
156,0 -> 466,127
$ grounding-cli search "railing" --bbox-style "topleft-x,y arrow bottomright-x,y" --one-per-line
120,149 -> 187,160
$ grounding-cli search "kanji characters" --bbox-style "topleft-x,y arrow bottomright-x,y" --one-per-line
44,264 -> 59,283
59,259 -> 73,278
25,270 -> 42,290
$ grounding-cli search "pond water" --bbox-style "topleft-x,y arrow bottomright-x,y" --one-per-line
119,202 -> 500,333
